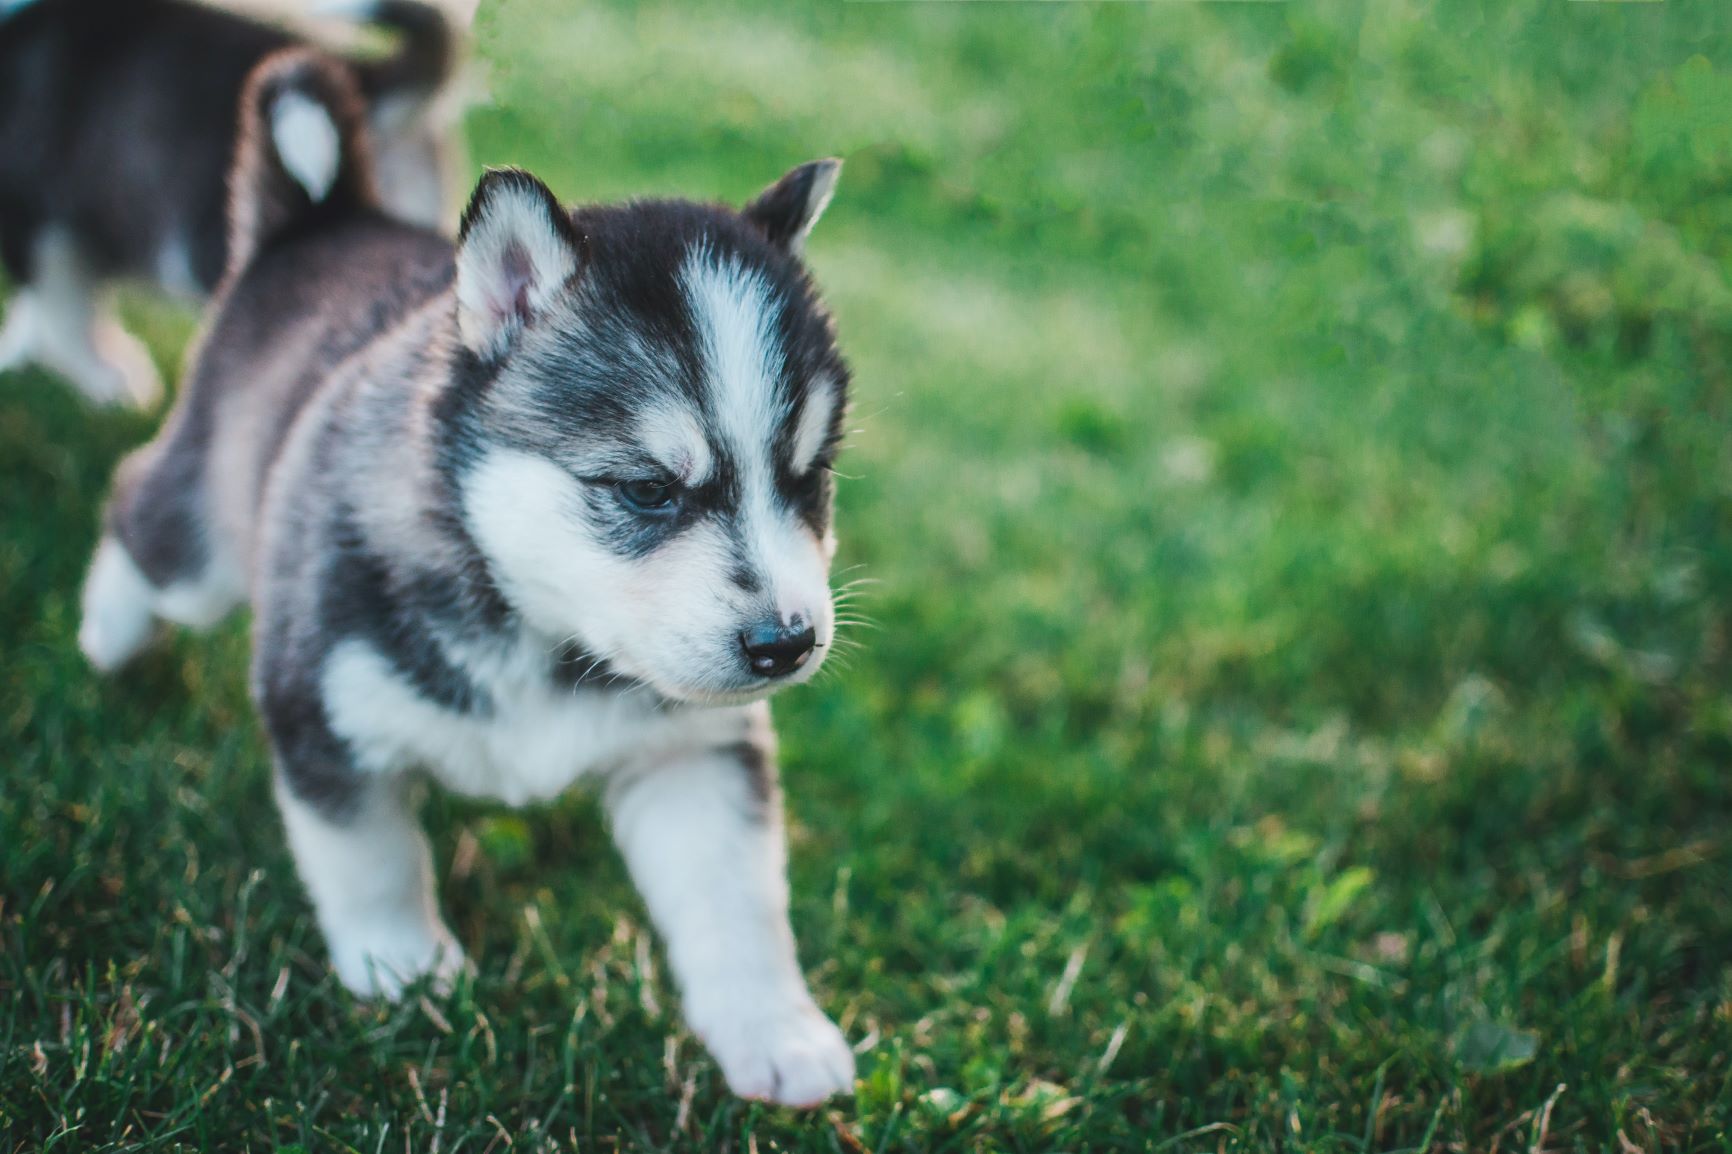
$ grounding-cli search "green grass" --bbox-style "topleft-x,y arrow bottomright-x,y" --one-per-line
4,0 -> 1732,1148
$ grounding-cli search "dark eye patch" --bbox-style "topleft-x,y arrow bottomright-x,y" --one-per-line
615,476 -> 680,514
571,454 -> 736,560
580,480 -> 687,559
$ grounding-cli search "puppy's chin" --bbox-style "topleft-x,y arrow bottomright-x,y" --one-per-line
644,660 -> 827,710
667,684 -> 779,708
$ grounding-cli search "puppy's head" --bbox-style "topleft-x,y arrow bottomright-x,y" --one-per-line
445,161 -> 849,705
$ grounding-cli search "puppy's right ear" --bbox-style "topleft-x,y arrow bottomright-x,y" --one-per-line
456,168 -> 581,359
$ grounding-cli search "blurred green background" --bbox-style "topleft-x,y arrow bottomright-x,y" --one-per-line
4,0 -> 1732,1148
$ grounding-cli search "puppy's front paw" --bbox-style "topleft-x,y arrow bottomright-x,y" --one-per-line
328,921 -> 468,1001
700,999 -> 856,1107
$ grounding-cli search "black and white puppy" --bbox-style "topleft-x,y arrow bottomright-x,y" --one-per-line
81,50 -> 857,1106
0,0 -> 458,407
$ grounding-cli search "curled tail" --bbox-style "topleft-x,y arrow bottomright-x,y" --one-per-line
346,0 -> 456,104
227,49 -> 377,279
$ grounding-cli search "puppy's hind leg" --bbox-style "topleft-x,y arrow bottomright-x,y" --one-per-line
80,439 -> 243,671
79,535 -> 163,672
0,289 -> 43,374
23,228 -> 161,408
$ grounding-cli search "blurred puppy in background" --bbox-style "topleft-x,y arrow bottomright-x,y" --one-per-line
0,0 -> 462,407
79,45 -> 858,1106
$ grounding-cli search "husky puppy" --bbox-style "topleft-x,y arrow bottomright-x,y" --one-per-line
80,49 -> 857,1105
0,0 -> 458,408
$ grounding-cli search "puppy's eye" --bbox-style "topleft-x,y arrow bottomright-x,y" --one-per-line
615,478 -> 679,513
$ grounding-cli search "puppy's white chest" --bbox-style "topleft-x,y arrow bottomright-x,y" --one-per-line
321,638 -> 690,805
447,681 -> 656,803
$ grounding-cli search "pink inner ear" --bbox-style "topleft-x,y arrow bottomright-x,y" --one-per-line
501,241 -> 534,323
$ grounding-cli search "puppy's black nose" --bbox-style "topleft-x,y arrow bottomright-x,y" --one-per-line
740,619 -> 816,678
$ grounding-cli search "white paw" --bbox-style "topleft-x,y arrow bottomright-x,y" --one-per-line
78,610 -> 155,673
0,296 -> 40,371
51,354 -> 135,408
89,321 -> 163,409
698,999 -> 856,1107
79,538 -> 158,672
328,920 -> 468,1001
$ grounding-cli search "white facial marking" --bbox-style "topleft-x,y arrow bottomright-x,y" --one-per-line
682,252 -> 783,452
790,374 -> 838,476
461,448 -> 625,645
639,403 -> 714,484
681,252 -> 833,636
457,253 -> 836,700
461,448 -> 760,701
271,91 -> 341,203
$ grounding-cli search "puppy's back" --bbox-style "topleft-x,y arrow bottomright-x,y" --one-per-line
0,0 -> 297,287
0,0 -> 456,291
123,51 -> 452,581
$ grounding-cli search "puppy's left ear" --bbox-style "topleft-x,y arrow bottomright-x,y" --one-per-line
456,168 -> 581,359
743,158 -> 841,255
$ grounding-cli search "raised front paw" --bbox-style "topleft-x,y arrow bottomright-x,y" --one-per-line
700,999 -> 856,1107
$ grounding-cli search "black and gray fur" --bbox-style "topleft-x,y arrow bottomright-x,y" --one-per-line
0,0 -> 458,406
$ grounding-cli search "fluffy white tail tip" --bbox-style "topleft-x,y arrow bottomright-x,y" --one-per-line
272,91 -> 342,202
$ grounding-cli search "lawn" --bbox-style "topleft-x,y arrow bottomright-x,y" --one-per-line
4,0 -> 1732,1149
